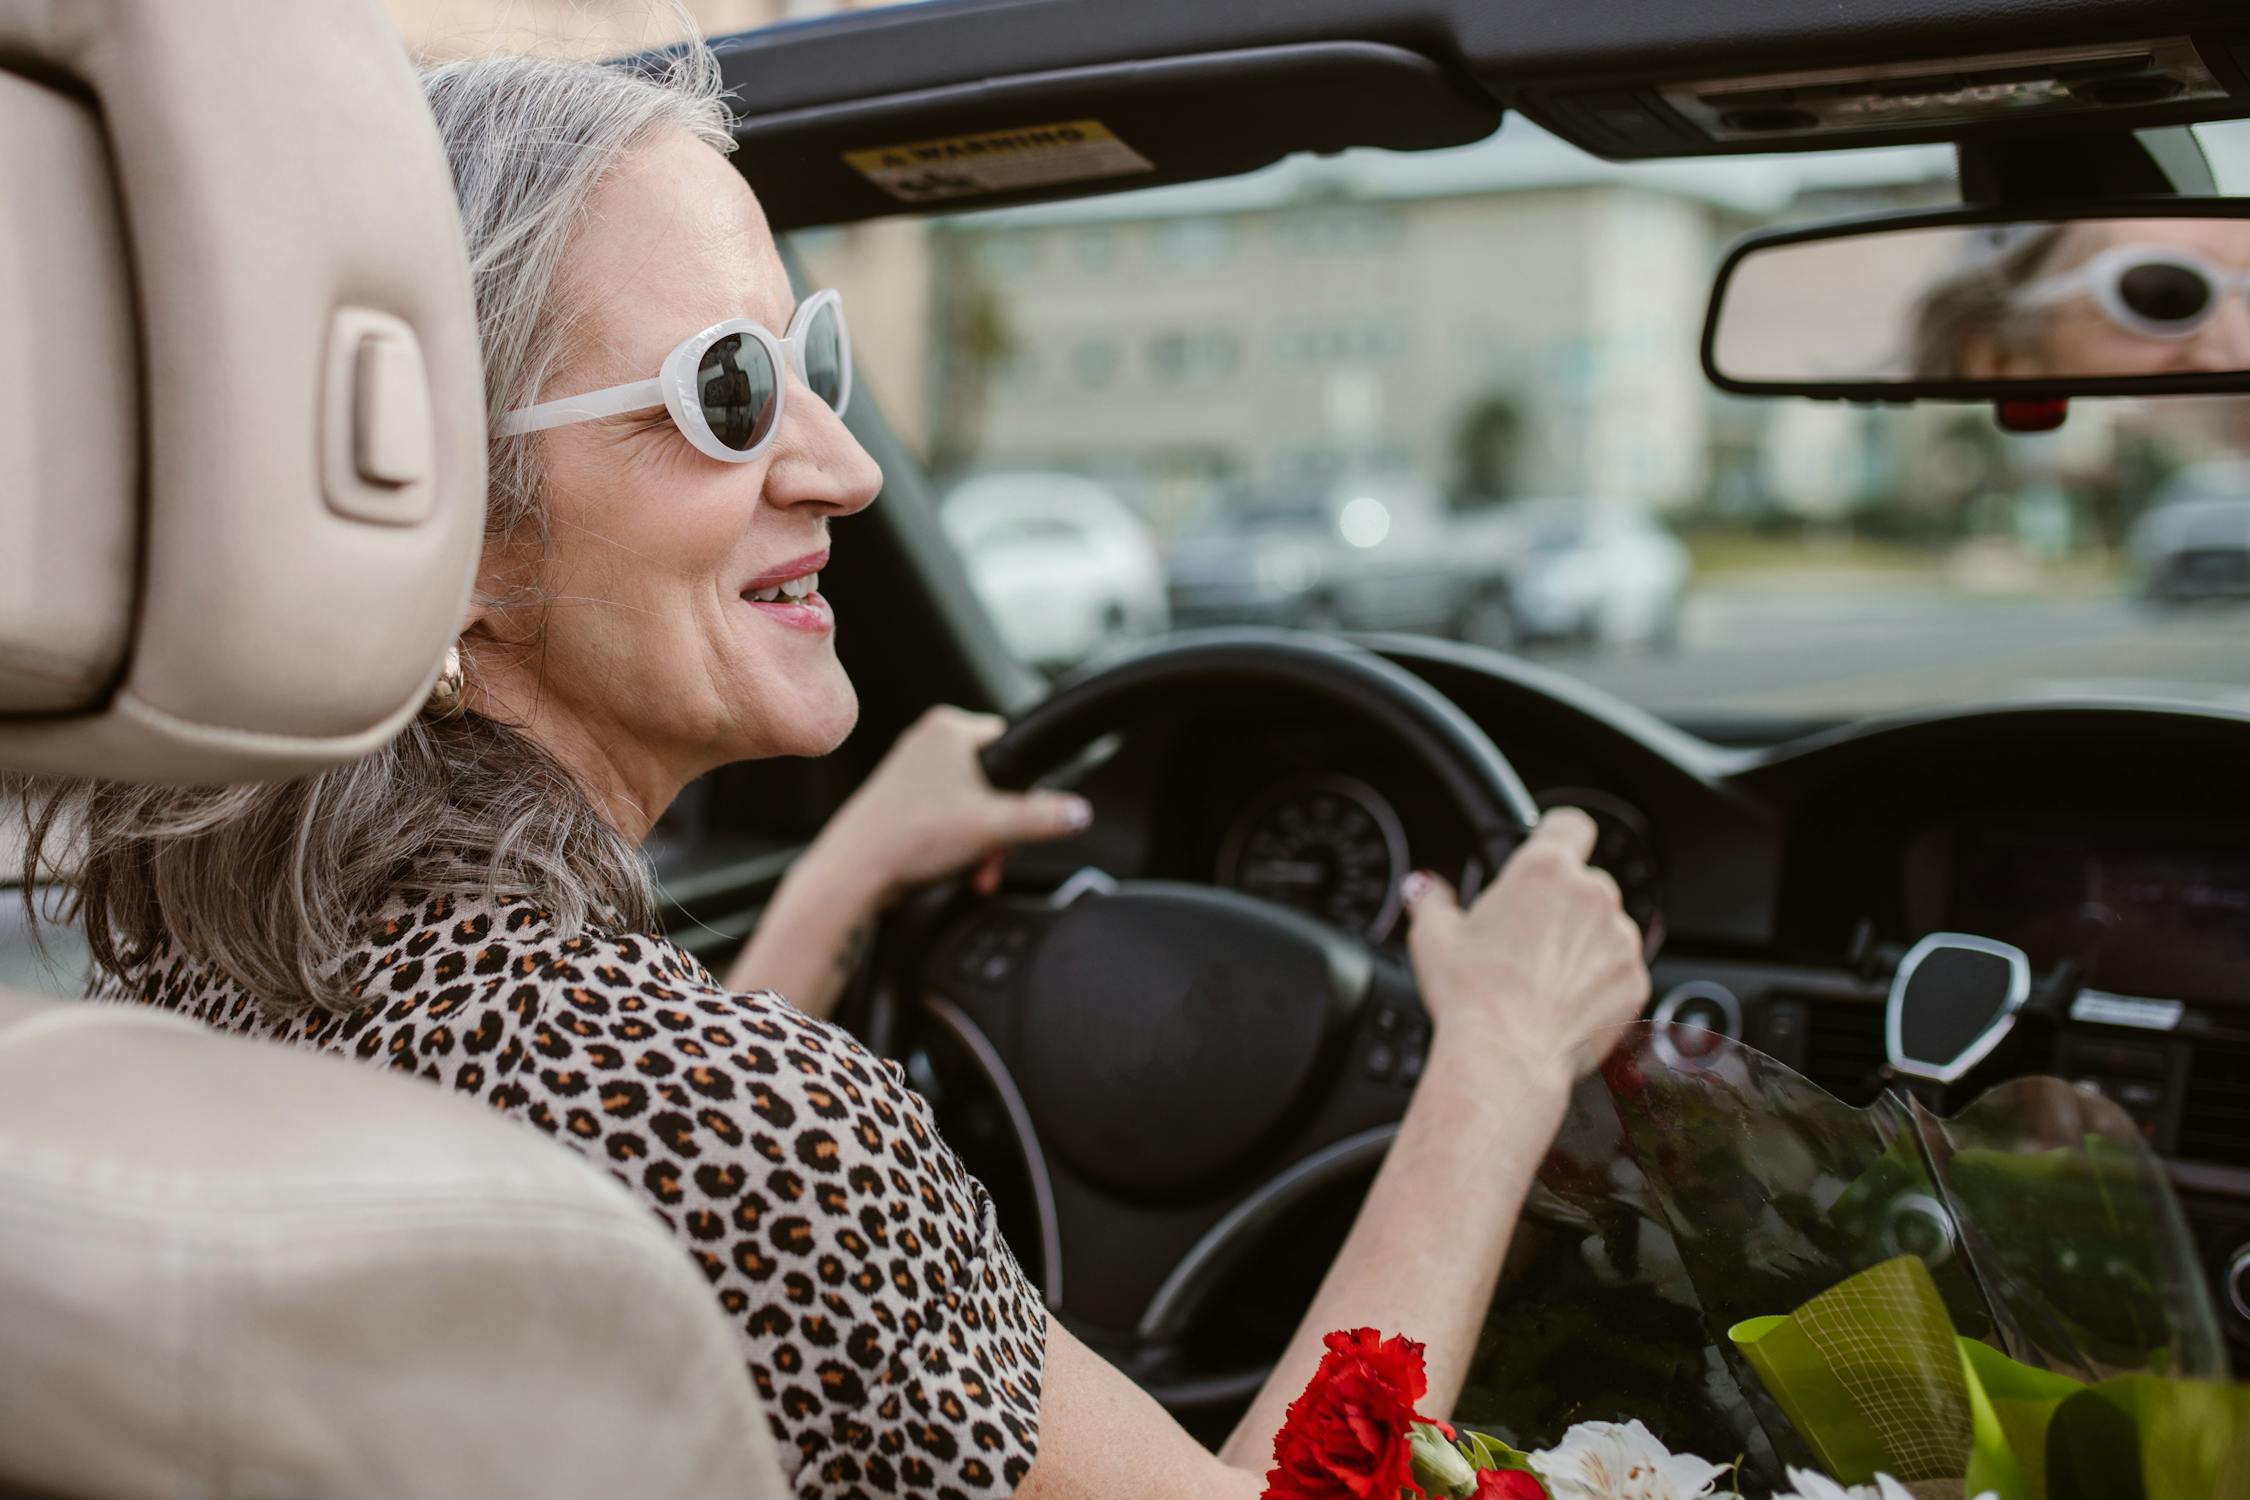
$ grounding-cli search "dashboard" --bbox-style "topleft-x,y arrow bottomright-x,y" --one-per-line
1937,817 -> 2250,1005
997,635 -> 2250,1367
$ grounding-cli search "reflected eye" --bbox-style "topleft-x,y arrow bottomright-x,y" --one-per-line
2117,263 -> 2214,326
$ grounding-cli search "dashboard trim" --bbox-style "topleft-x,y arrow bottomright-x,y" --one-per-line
1886,932 -> 2033,1084
2073,991 -> 2188,1032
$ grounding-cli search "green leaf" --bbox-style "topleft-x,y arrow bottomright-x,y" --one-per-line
1452,1429 -> 1547,1492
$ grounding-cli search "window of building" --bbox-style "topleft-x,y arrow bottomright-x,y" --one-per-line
1151,217 -> 1238,267
1148,329 -> 1241,386
1072,338 -> 1120,388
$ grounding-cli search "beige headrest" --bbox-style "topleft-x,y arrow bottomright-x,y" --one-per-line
0,995 -> 787,1499
0,0 -> 484,784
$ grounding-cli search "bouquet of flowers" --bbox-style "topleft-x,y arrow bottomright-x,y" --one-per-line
1260,1024 -> 2250,1500
1260,1326 -> 1942,1500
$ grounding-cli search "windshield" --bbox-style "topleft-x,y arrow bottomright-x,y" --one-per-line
792,119 -> 2250,728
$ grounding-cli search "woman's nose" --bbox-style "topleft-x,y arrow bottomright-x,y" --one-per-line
2189,291 -> 2250,372
762,377 -> 882,518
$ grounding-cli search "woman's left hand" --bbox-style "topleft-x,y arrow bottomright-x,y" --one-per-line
820,704 -> 1093,905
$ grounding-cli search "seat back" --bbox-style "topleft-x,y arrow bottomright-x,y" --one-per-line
0,994 -> 783,1500
0,2 -> 790,1494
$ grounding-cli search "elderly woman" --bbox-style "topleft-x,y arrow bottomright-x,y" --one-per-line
1913,217 -> 2250,380
16,46 -> 1646,1500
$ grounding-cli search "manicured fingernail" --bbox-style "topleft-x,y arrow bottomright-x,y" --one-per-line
1400,871 -> 1433,907
1057,795 -> 1093,832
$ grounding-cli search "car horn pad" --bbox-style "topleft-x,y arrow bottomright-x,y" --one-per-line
1460,1021 -> 2242,1498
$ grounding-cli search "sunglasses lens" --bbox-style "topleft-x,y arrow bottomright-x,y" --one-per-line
698,332 -> 779,451
803,300 -> 848,411
2118,262 -> 2213,328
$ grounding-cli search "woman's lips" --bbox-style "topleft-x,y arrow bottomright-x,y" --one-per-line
742,590 -> 833,634
744,547 -> 829,591
741,546 -> 833,633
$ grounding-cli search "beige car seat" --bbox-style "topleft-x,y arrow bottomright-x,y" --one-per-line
0,2 -> 787,1495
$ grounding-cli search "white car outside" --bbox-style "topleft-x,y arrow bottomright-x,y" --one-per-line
2130,462 -> 2250,602
941,473 -> 1170,669
1485,498 -> 1690,647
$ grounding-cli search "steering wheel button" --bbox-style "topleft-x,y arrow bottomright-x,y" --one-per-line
978,952 -> 1013,984
1371,1007 -> 1400,1033
1398,1048 -> 1425,1084
1364,1042 -> 1398,1079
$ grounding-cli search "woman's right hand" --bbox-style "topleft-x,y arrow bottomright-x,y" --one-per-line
1401,807 -> 1650,1084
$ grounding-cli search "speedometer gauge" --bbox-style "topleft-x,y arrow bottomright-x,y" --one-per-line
1537,787 -> 1667,958
1217,775 -> 1409,940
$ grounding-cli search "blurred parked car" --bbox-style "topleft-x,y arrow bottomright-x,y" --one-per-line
1164,476 -> 1511,639
2131,462 -> 2250,603
940,472 -> 1169,670
1479,499 -> 1691,649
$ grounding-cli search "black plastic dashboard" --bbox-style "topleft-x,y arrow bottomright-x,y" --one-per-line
994,634 -> 2250,1364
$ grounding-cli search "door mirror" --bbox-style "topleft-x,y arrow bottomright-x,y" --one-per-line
1703,200 -> 2250,399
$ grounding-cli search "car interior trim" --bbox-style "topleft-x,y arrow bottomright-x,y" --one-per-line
727,40 -> 1500,230
1886,931 -> 2035,1084
2074,992 -> 2190,1031
920,993 -> 1065,1308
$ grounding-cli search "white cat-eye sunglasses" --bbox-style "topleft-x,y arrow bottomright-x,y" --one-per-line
497,288 -> 852,463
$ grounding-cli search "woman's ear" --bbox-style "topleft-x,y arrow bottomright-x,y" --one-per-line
462,523 -> 544,645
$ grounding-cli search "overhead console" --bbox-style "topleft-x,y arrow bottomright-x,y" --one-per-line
1518,33 -> 2250,159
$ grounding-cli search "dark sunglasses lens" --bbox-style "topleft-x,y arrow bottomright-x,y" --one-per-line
698,332 -> 779,451
803,302 -> 847,411
2118,263 -> 2213,327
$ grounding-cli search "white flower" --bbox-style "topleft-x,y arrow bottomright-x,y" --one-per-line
1769,1467 -> 1997,1500
1528,1420 -> 1730,1500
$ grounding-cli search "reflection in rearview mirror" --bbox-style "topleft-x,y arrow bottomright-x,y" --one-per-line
1707,210 -> 2250,393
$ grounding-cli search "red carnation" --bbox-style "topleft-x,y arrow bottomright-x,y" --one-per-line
1472,1470 -> 1547,1499
1262,1328 -> 1436,1500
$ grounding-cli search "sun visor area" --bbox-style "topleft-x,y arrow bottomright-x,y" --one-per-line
723,42 -> 1502,231
700,0 -> 2250,203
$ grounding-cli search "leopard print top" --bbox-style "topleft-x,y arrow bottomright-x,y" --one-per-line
90,891 -> 1046,1500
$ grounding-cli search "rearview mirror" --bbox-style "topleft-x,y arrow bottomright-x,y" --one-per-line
1703,199 -> 2250,400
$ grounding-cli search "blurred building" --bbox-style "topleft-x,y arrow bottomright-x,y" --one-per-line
917,124 -> 1960,521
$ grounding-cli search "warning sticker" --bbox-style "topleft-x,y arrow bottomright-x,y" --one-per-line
844,120 -> 1154,205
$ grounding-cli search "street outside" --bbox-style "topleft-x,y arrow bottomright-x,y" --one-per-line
1544,579 -> 2250,723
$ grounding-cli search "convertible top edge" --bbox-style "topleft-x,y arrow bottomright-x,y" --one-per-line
694,0 -> 2250,228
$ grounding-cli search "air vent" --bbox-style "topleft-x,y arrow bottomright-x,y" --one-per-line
1798,998 -> 1889,1107
2178,1042 -> 2250,1166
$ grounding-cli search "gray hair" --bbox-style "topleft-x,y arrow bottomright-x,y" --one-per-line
13,46 -> 737,1017
1908,224 -> 2068,379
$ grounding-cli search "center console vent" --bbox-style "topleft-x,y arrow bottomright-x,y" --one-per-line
1793,997 -> 1888,1107
2179,1041 -> 2250,1167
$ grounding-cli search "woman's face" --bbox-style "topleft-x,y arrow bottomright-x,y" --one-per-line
474,129 -> 882,828
1969,218 -> 2250,378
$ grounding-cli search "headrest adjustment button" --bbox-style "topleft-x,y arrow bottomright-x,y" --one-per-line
322,309 -> 436,526
352,331 -> 432,488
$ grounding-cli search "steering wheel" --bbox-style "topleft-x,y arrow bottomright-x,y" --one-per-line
860,630 -> 1538,1407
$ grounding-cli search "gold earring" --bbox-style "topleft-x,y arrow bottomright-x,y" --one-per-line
425,643 -> 465,716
